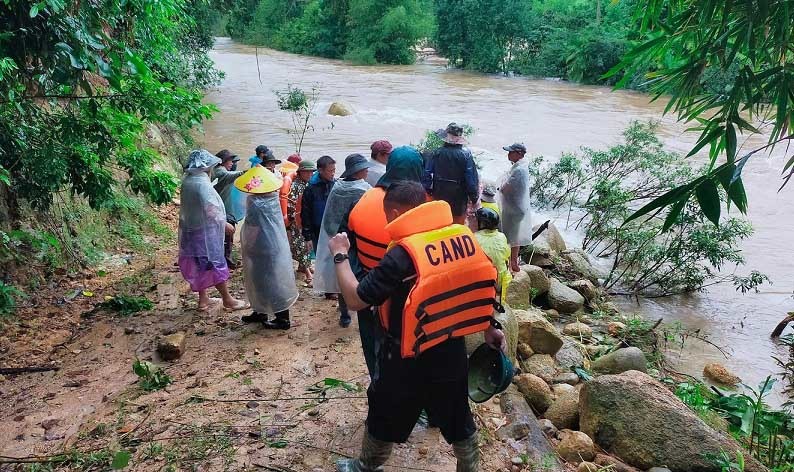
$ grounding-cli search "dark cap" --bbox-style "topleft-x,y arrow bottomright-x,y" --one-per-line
502,143 -> 527,153
254,145 -> 280,163
370,140 -> 393,155
340,153 -> 375,179
216,149 -> 239,162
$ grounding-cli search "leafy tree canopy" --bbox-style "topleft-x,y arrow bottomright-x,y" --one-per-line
0,0 -> 220,213
609,0 -> 794,227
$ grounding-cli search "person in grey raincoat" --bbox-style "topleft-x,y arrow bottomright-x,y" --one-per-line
313,154 -> 373,327
499,143 -> 533,272
213,149 -> 244,268
178,149 -> 248,312
236,164 -> 299,330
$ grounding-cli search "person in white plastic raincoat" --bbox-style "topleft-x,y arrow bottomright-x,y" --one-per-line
178,149 -> 249,312
498,143 -> 533,272
313,154 -> 373,327
236,164 -> 299,330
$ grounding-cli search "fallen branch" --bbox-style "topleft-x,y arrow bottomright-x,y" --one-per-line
771,312 -> 794,338
0,365 -> 60,375
190,394 -> 368,403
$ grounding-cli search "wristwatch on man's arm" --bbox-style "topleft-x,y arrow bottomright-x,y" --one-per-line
333,253 -> 349,264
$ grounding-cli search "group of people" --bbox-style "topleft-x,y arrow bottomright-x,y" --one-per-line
176,123 -> 533,472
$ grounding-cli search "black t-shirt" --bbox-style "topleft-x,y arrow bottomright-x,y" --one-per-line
357,246 -> 467,381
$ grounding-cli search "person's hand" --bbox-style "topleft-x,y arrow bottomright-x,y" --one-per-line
306,240 -> 314,253
225,223 -> 235,236
328,232 -> 351,255
484,325 -> 507,353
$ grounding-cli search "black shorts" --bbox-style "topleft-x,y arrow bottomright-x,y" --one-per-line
365,340 -> 476,444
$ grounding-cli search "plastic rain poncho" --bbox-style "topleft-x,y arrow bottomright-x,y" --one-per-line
475,229 -> 512,303
178,150 -> 229,292
313,179 -> 372,293
499,159 -> 533,247
240,192 -> 299,314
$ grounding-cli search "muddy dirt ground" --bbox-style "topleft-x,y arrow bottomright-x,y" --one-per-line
0,217 -> 524,471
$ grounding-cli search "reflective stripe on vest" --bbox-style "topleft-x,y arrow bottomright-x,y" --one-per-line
397,224 -> 497,358
348,188 -> 389,271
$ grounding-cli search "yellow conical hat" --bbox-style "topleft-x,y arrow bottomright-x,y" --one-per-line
234,165 -> 283,194
279,161 -> 299,175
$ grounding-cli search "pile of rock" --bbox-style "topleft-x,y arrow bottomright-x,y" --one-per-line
485,223 -> 757,472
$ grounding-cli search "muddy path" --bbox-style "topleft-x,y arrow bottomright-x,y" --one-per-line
0,216 -> 519,471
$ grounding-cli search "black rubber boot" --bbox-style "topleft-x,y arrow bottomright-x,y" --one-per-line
452,434 -> 480,472
263,310 -> 290,330
336,429 -> 392,472
241,311 -> 268,323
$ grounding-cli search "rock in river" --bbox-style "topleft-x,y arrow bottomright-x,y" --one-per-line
466,305 -> 518,363
579,370 -> 765,472
563,322 -> 592,339
520,354 -> 558,383
591,347 -> 646,374
568,279 -> 599,301
328,102 -> 353,116
703,362 -> 741,386
547,278 -> 585,314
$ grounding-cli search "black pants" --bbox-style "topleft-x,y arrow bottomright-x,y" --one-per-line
365,339 -> 475,444
224,220 -> 236,266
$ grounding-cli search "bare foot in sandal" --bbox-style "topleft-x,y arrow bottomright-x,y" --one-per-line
198,297 -> 221,311
223,299 -> 250,312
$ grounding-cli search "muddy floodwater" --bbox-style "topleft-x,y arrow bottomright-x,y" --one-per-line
200,38 -> 794,405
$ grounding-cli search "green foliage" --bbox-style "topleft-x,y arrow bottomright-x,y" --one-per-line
133,359 -> 173,391
0,0 -> 218,214
530,121 -> 757,296
0,281 -> 23,318
275,84 -> 319,153
675,377 -> 794,470
100,295 -> 154,316
0,228 -> 62,270
607,0 -> 794,226
227,0 -> 432,64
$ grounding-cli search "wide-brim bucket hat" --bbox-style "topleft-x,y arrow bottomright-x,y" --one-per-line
442,122 -> 467,145
340,153 -> 375,179
234,165 -> 283,194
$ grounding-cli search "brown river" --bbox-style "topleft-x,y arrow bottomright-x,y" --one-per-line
200,38 -> 794,405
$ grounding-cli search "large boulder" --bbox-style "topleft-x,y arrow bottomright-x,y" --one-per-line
548,278 -> 585,314
591,347 -> 647,374
515,308 -> 563,355
568,280 -> 599,302
327,102 -> 353,116
521,264 -> 551,295
520,354 -> 558,383
523,241 -> 553,267
465,305 -> 519,364
562,250 -> 601,284
557,429 -> 595,463
506,270 -> 532,310
544,387 -> 580,430
515,373 -> 553,413
555,338 -> 586,370
580,370 -> 765,472
499,387 -> 566,472
535,222 -> 567,254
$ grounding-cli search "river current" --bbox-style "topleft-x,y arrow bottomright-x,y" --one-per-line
200,38 -> 794,405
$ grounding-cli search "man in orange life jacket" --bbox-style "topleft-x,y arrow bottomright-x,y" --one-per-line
340,145 -> 425,379
329,181 -> 506,472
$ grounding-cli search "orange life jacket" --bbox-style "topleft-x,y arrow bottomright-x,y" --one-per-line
381,200 -> 498,359
347,187 -> 390,272
279,171 -> 294,226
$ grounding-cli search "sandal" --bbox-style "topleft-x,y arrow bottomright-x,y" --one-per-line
223,299 -> 250,312
198,297 -> 222,311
